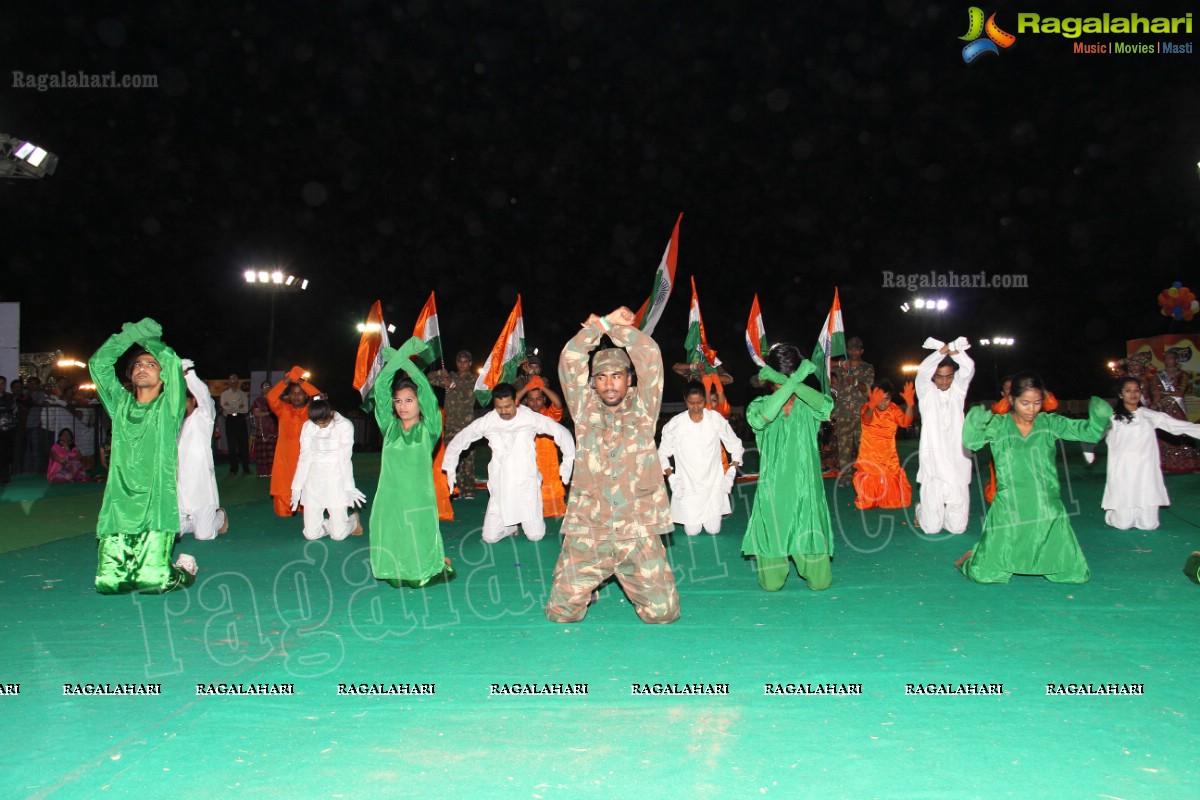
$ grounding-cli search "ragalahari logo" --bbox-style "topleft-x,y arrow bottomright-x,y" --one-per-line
960,7 -> 1017,62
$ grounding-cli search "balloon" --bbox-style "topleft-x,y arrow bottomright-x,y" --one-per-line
1173,307 -> 1184,320
1174,281 -> 1184,289
1169,288 -> 1180,298
1162,308 -> 1171,316
1190,300 -> 1198,312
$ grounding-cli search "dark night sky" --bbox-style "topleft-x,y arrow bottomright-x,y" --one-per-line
3,1 -> 1199,407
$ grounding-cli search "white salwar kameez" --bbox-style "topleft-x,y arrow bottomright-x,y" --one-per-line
658,409 -> 744,535
291,413 -> 361,541
443,405 -> 574,543
178,369 -> 225,540
1102,407 -> 1200,530
915,346 -> 974,534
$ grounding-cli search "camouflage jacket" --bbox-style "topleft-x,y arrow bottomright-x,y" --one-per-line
428,369 -> 477,432
834,360 -> 874,417
559,322 -> 673,539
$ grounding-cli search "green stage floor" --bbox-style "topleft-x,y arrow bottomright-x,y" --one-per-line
1,443 -> 1198,799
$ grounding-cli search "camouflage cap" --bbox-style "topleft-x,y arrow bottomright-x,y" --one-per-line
592,348 -> 631,374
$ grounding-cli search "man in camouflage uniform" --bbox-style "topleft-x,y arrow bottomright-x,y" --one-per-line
832,336 -> 874,487
544,306 -> 680,624
428,349 -> 478,499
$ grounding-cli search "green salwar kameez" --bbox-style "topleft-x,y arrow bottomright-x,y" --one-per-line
959,397 -> 1109,584
369,338 -> 451,587
90,321 -> 194,594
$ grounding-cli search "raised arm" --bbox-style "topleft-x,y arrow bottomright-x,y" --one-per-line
182,364 -> 216,423
267,377 -> 289,415
950,346 -> 975,390
89,326 -> 136,413
605,320 -> 664,421
139,325 -> 185,423
915,347 -> 944,399
559,320 -> 607,422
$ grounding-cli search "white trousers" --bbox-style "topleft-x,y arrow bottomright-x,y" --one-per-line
179,507 -> 226,541
683,516 -> 723,536
1105,506 -> 1160,531
917,480 -> 970,534
482,501 -> 545,543
303,503 -> 357,541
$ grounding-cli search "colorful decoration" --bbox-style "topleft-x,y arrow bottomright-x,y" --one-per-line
1158,282 -> 1198,322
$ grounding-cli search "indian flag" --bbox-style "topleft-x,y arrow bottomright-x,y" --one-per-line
474,295 -> 526,406
683,276 -> 720,373
634,212 -> 682,336
812,287 -> 846,396
353,300 -> 391,400
745,294 -> 768,367
412,291 -> 442,367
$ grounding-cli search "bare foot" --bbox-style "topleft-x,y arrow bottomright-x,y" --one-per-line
174,554 -> 198,576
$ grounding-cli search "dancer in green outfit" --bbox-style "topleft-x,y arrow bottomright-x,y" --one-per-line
369,337 -> 452,588
743,343 -> 836,591
957,371 -> 1110,584
90,318 -> 197,594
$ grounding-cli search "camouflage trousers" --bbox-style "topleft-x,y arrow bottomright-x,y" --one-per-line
544,534 -> 680,624
834,410 -> 862,476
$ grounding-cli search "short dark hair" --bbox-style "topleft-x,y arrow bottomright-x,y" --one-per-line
308,399 -> 332,424
492,383 -> 516,401
684,380 -> 706,399
124,350 -> 155,379
937,356 -> 959,372
766,342 -> 803,377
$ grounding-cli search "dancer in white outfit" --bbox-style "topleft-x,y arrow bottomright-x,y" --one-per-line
443,383 -> 575,543
177,360 -> 227,540
914,337 -> 975,534
290,399 -> 365,540
1099,377 -> 1200,530
658,382 -> 744,535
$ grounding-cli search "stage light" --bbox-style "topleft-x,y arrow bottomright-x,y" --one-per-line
901,364 -> 919,373
56,359 -> 87,369
914,298 -> 926,309
387,324 -> 396,333
980,338 -> 991,345
936,299 -> 949,311
1,133 -> 59,179
243,266 -> 310,383
900,302 -> 911,313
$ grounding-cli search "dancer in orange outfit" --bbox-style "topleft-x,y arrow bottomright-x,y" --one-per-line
517,376 -> 568,518
984,376 -> 1057,504
267,367 -> 322,517
853,380 -> 915,510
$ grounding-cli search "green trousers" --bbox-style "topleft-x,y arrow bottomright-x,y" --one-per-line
96,532 -> 195,594
754,554 -> 832,592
